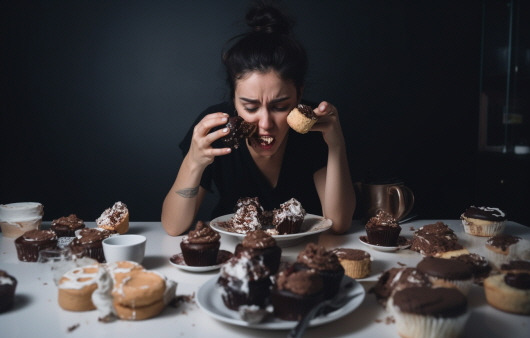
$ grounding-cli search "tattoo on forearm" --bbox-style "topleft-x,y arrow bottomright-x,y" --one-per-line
175,186 -> 199,198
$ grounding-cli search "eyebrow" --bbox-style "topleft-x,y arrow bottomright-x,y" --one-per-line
239,96 -> 291,105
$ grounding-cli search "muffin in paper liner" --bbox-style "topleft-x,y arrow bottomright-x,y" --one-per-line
461,216 -> 505,237
393,306 -> 470,338
426,277 -> 473,296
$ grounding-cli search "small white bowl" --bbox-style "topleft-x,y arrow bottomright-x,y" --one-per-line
102,234 -> 146,264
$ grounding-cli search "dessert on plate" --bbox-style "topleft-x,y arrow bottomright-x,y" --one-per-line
272,198 -> 306,234
180,220 -> 221,266
331,248 -> 371,279
365,210 -> 401,246
234,229 -> 282,274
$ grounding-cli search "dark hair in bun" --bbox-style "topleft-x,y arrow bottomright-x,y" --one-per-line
223,2 -> 307,99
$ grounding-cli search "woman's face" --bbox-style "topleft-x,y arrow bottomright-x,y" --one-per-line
234,70 -> 299,158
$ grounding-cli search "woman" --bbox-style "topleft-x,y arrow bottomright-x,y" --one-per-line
162,3 -> 355,236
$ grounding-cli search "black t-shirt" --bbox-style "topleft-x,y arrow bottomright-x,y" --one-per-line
179,102 -> 328,218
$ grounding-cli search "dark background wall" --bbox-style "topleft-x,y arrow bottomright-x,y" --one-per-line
2,0 -> 484,223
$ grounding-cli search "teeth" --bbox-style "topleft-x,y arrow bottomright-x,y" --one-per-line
259,136 -> 274,145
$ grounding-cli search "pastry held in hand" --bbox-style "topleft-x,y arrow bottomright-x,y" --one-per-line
222,116 -> 257,149
287,104 -> 318,134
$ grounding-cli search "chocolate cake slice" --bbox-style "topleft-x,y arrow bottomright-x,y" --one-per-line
222,116 -> 257,149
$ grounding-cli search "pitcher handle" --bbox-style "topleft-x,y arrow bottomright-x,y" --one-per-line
389,186 -> 415,220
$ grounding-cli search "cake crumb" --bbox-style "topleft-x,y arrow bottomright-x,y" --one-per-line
170,293 -> 196,308
67,324 -> 80,332
409,226 -> 415,231
397,261 -> 406,266
98,314 -> 116,323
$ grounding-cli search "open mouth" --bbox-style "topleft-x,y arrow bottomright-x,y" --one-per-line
257,136 -> 274,146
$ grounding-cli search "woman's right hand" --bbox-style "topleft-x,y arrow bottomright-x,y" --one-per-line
187,112 -> 232,169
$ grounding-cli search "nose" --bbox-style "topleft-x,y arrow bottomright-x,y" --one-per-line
257,108 -> 273,131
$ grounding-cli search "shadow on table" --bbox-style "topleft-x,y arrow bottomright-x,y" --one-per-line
142,255 -> 167,269
12,294 -> 32,312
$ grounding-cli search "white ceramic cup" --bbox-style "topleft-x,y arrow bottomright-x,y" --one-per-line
102,234 -> 146,264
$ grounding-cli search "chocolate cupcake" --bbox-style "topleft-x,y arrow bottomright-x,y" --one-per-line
222,116 -> 257,150
450,253 -> 492,285
365,210 -> 401,246
14,229 -> 58,262
68,228 -> 116,263
371,267 -> 431,308
272,198 -> 306,234
180,220 -> 220,266
391,287 -> 469,338
461,206 -> 507,237
271,266 -> 324,321
416,257 -> 473,295
484,272 -> 530,315
500,260 -> 530,274
295,243 -> 344,299
485,234 -> 521,269
234,230 -> 282,274
50,214 -> 85,237
331,248 -> 371,279
0,270 -> 17,313
217,251 -> 272,310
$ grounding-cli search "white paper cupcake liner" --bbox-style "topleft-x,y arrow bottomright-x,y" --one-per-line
393,306 -> 470,338
461,217 -> 505,237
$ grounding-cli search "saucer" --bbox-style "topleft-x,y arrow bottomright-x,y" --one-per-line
359,235 -> 411,252
169,250 -> 233,272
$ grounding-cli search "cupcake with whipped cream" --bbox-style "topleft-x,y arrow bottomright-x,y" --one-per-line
180,220 -> 221,266
0,202 -> 43,238
234,230 -> 282,274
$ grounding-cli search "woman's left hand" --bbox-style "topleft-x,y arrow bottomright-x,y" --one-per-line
311,101 -> 344,148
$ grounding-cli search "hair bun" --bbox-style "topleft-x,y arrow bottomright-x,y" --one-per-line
245,4 -> 292,34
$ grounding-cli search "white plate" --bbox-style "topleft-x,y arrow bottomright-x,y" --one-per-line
359,236 -> 411,252
169,250 -> 233,272
209,214 -> 332,247
196,275 -> 365,330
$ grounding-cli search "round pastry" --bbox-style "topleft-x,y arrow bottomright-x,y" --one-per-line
485,234 -> 521,269
371,267 -> 431,308
416,256 -> 473,295
107,260 -> 145,286
272,198 -> 306,234
365,210 -> 401,246
69,228 -> 116,263
484,272 -> 530,315
96,201 -> 129,234
58,264 -> 100,311
450,253 -> 492,285
112,269 -> 167,320
271,267 -> 324,321
217,251 -> 272,310
180,220 -> 220,266
460,206 -> 506,237
50,214 -> 85,237
0,202 -> 43,238
391,287 -> 469,338
287,104 -> 318,134
221,116 -> 257,150
234,230 -> 282,274
331,248 -> 371,279
14,229 -> 58,262
0,270 -> 17,313
295,243 -> 344,299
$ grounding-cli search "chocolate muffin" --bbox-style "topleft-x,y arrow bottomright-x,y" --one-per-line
485,234 -> 521,269
271,266 -> 324,321
68,228 -> 116,263
14,229 -> 58,262
331,248 -> 371,279
222,116 -> 257,150
416,256 -> 473,294
295,243 -> 344,299
180,220 -> 220,266
365,210 -> 401,246
0,270 -> 17,313
50,214 -> 85,237
234,230 -> 282,274
484,272 -> 530,315
461,205 -> 507,237
272,198 -> 306,234
371,267 -> 431,307
392,287 -> 469,338
450,253 -> 492,285
217,251 -> 272,310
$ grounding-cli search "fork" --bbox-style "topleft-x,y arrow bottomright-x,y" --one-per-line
288,292 -> 364,338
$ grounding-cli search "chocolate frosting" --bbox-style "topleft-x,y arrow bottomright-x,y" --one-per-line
393,287 -> 467,318
22,229 -> 57,241
296,243 -> 342,271
414,222 -> 457,241
222,116 -> 257,149
451,253 -> 491,280
187,221 -> 220,244
294,104 -> 317,119
332,248 -> 370,261
75,228 -> 114,244
276,268 -> 323,295
366,210 -> 400,229
371,267 -> 431,306
410,233 -> 463,256
463,206 -> 506,221
51,214 -> 84,229
242,230 -> 276,249
501,260 -> 530,272
504,273 -> 530,290
486,234 -> 521,250
417,257 -> 472,280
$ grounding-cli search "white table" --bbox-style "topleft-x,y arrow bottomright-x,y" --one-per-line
1,220 -> 529,338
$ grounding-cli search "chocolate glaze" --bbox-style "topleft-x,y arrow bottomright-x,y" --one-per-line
51,214 -> 84,230
276,268 -> 323,296
501,260 -> 530,273
414,222 -> 457,241
393,286 -> 467,318
294,104 -> 317,119
296,243 -> 342,271
486,234 -> 521,250
463,206 -> 506,221
417,256 -> 472,280
504,273 -> 530,290
366,210 -> 400,228
332,248 -> 370,261
410,233 -> 463,256
186,220 -> 220,244
371,267 -> 431,306
451,253 -> 491,282
222,116 -> 257,149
